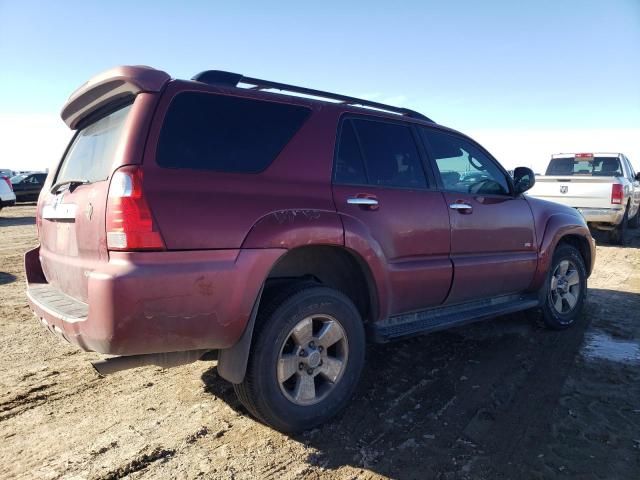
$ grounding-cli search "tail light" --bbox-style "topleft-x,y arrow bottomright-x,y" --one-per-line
611,184 -> 624,205
106,166 -> 165,251
1,176 -> 13,191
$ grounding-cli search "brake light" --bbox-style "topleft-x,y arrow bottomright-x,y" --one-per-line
611,184 -> 624,205
575,153 -> 594,159
106,166 -> 165,251
1,176 -> 13,191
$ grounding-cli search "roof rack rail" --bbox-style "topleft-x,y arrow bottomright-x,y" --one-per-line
191,70 -> 433,122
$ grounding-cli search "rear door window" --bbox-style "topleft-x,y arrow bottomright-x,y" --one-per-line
156,92 -> 311,173
55,104 -> 132,185
334,118 -> 427,189
334,120 -> 367,185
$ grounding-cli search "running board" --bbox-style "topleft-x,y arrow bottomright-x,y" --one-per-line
371,294 -> 540,342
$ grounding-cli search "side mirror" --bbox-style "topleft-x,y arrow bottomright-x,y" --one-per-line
513,166 -> 536,195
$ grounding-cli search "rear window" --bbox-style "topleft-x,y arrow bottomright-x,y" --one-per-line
56,104 -> 132,185
156,92 -> 311,173
546,157 -> 623,176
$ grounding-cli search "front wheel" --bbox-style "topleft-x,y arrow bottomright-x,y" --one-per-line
234,283 -> 365,433
539,244 -> 587,329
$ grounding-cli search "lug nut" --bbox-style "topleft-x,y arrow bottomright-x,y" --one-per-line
309,341 -> 315,349
299,349 -> 306,357
299,363 -> 304,370
307,368 -> 314,375
318,346 -> 323,353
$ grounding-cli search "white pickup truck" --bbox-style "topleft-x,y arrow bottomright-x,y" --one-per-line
527,153 -> 640,244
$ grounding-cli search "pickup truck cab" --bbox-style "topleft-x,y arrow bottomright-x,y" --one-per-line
527,153 -> 640,244
25,66 -> 596,432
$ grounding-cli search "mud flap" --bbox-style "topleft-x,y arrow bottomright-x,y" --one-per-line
216,285 -> 263,384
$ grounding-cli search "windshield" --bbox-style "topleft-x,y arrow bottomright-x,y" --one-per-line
10,175 -> 27,184
55,103 -> 133,185
546,157 -> 623,176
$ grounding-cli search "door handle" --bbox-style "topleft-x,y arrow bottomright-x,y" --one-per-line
449,202 -> 473,212
348,197 -> 379,206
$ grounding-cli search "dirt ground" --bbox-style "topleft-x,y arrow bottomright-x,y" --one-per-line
1,204 -> 639,480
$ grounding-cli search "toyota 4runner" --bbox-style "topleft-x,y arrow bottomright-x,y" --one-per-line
25,66 -> 596,432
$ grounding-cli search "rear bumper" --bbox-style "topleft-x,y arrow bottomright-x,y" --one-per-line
576,207 -> 624,226
0,193 -> 16,207
25,246 -> 284,356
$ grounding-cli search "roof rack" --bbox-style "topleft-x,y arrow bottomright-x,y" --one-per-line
191,70 -> 434,122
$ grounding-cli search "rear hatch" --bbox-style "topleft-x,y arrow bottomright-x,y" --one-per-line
36,66 -> 170,302
39,103 -> 133,301
528,154 -> 623,209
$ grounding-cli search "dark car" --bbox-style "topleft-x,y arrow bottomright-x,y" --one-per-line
11,173 -> 47,201
25,66 -> 595,432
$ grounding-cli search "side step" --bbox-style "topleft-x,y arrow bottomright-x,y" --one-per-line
371,294 -> 540,342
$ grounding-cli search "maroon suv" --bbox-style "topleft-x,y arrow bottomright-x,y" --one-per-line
25,66 -> 595,432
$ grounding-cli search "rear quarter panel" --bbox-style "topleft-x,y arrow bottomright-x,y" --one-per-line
142,81 -> 339,250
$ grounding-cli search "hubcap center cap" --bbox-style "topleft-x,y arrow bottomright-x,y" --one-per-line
307,350 -> 321,368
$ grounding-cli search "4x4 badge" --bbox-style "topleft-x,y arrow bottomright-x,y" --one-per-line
560,186 -> 568,194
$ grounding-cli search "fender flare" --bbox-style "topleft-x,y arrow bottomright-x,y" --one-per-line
529,213 -> 593,291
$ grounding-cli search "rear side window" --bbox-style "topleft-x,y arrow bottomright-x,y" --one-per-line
157,92 -> 311,173
334,118 -> 427,189
56,104 -> 132,185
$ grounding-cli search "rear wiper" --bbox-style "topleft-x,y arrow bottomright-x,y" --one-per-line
50,179 -> 90,194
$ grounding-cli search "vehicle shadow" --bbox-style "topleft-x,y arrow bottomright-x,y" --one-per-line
200,292 -> 624,479
591,226 -> 640,249
0,216 -> 35,227
0,272 -> 17,285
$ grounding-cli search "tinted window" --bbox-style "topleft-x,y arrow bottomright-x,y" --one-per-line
350,119 -> 426,188
157,92 -> 311,172
334,120 -> 367,185
56,104 -> 132,184
421,129 -> 510,195
545,157 -> 622,176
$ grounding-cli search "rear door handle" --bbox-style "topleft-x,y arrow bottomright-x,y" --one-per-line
449,202 -> 473,212
348,197 -> 379,206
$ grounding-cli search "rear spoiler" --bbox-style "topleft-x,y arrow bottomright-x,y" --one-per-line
61,66 -> 171,129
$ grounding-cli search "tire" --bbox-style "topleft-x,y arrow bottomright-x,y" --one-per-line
233,283 -> 365,433
539,244 -> 587,330
608,206 -> 628,245
629,208 -> 640,229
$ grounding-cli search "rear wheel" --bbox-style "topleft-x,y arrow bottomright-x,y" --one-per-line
629,208 -> 640,229
608,206 -> 628,245
233,283 -> 365,433
539,244 -> 587,329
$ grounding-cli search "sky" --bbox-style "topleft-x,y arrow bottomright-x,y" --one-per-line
1,0 -> 639,172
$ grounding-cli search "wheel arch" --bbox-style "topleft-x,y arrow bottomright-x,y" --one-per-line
217,244 -> 379,384
557,234 -> 593,274
528,212 -> 595,292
